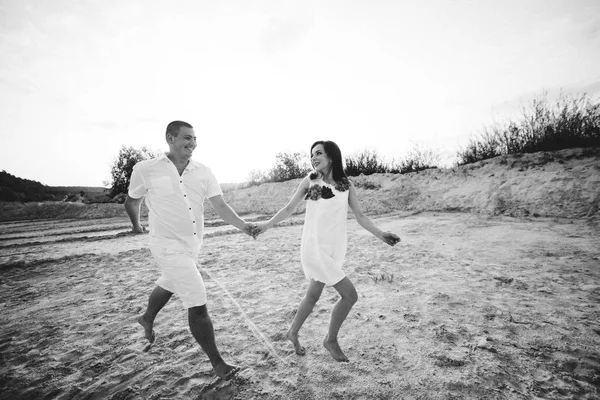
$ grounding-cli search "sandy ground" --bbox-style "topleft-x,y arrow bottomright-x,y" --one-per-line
1,211 -> 599,399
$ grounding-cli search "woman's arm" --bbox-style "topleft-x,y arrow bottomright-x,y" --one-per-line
254,177 -> 310,235
348,182 -> 400,246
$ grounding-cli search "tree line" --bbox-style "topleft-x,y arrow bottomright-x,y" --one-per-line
0,171 -> 102,203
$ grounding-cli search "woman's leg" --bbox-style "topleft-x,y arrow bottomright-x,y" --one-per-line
287,279 -> 325,355
324,277 -> 358,362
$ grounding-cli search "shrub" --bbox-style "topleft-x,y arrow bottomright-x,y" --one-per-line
246,169 -> 269,186
391,146 -> 441,174
269,152 -> 312,182
247,146 -> 442,185
63,191 -> 86,203
353,180 -> 381,190
344,150 -> 388,176
105,146 -> 160,198
345,147 -> 440,176
458,92 -> 600,165
246,152 -> 311,185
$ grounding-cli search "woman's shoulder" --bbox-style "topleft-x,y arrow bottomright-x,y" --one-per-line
297,174 -> 313,191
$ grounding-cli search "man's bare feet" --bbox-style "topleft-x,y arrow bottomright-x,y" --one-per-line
286,330 -> 306,356
137,316 -> 155,343
214,362 -> 240,380
323,334 -> 349,362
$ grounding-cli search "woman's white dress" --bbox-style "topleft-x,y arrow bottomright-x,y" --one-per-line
300,178 -> 349,286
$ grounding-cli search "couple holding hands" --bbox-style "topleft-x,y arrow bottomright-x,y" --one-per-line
125,121 -> 400,380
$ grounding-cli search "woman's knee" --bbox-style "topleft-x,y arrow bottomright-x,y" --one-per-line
304,291 -> 322,305
304,280 -> 325,304
334,278 -> 358,304
344,289 -> 358,305
188,304 -> 209,318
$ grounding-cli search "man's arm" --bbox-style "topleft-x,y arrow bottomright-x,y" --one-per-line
124,195 -> 146,233
208,195 -> 253,235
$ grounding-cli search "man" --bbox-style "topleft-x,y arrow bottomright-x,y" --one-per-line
125,120 -> 253,380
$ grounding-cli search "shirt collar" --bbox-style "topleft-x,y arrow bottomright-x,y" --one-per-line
162,152 -> 198,172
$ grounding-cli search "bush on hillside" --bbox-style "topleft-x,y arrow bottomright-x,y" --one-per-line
246,146 -> 441,185
344,150 -> 388,176
458,92 -> 600,165
105,146 -> 160,198
269,152 -> 312,182
246,152 -> 311,185
248,149 -> 391,183
246,169 -> 269,186
390,146 -> 441,174
345,148 -> 440,176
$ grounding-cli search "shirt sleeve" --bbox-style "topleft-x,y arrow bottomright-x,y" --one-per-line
128,163 -> 147,199
205,167 -> 223,199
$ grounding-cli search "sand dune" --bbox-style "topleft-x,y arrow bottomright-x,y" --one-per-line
1,149 -> 599,399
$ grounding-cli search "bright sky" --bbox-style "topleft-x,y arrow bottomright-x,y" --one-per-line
1,0 -> 599,186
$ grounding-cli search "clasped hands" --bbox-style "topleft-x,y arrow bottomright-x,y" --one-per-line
242,222 -> 269,239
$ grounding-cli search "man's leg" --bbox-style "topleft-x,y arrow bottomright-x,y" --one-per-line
188,305 -> 238,380
138,285 -> 173,343
287,279 -> 325,355
323,277 -> 358,362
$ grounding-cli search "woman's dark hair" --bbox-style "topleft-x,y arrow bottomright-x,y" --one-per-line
310,140 -> 348,183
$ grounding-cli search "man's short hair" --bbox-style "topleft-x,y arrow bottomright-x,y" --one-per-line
166,121 -> 193,137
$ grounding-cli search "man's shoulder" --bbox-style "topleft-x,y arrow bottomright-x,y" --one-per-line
135,155 -> 167,170
189,161 -> 221,191
190,160 -> 214,175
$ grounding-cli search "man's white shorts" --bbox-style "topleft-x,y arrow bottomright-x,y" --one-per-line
150,247 -> 206,309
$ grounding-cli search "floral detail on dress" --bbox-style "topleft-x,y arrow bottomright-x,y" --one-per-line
305,184 -> 335,200
321,186 -> 335,199
305,184 -> 322,200
308,172 -> 351,193
334,177 -> 351,192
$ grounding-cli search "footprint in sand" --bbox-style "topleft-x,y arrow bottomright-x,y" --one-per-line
403,313 -> 419,322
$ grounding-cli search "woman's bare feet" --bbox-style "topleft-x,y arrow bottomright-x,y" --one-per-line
214,361 -> 240,380
286,330 -> 306,355
137,316 -> 155,343
323,334 -> 349,362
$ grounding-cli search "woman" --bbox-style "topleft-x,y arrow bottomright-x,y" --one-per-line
252,141 -> 400,362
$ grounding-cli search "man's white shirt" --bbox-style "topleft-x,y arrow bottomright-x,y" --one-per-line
128,153 -> 223,252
